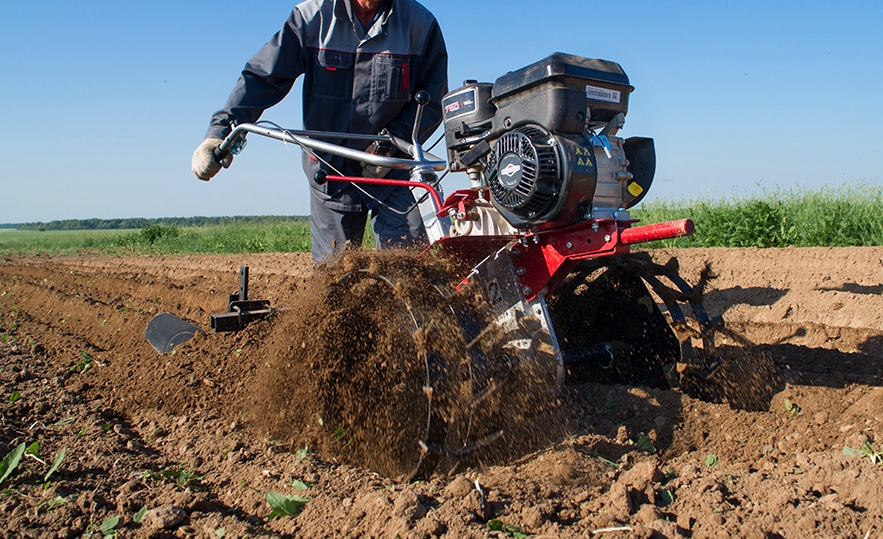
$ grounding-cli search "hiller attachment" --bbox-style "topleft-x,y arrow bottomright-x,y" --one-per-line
210,266 -> 275,332
146,266 -> 275,353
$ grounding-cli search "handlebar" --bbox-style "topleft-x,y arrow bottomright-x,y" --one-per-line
216,123 -> 447,172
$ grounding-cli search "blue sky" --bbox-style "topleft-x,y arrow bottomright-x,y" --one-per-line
1,1 -> 881,223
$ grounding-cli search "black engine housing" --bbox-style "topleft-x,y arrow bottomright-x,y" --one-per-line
442,53 -> 649,229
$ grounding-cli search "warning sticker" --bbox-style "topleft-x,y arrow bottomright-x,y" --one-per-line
585,84 -> 621,104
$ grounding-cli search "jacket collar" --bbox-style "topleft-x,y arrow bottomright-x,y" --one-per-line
335,0 -> 393,34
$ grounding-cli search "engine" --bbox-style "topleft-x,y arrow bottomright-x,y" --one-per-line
442,53 -> 656,230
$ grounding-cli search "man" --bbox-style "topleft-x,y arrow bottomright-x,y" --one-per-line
191,0 -> 448,263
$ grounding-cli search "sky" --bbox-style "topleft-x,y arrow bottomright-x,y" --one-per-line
1,0 -> 881,224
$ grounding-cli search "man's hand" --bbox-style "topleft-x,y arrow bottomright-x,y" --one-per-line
191,138 -> 233,181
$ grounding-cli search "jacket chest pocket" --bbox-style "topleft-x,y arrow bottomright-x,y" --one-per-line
312,50 -> 353,100
370,54 -> 411,103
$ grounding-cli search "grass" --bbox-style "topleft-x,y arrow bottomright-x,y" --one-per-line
1,184 -> 880,256
631,182 -> 883,248
0,229 -> 140,255
0,221 -> 313,256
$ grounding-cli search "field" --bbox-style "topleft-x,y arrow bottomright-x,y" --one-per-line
1,247 -> 882,538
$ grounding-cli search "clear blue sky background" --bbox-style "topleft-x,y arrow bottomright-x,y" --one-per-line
1,0 -> 881,224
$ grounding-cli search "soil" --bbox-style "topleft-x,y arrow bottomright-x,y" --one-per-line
1,247 -> 882,539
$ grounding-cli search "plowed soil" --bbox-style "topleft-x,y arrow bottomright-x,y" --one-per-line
1,247 -> 882,539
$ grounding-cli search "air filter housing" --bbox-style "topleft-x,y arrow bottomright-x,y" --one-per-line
491,53 -> 633,134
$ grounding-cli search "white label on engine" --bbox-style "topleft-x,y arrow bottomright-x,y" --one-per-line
585,84 -> 621,103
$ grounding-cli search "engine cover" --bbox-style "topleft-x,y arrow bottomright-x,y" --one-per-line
486,126 -> 599,228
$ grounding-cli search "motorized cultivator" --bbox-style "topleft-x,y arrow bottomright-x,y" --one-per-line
149,53 -> 722,479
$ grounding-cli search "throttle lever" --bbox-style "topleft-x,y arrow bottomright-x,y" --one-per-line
411,90 -> 431,162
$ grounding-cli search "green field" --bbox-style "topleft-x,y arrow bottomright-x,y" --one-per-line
0,222 -> 313,256
631,183 -> 883,248
1,184 -> 880,256
0,228 -> 141,255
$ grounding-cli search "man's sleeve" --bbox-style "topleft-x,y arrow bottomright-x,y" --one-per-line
384,19 -> 448,144
205,10 -> 308,140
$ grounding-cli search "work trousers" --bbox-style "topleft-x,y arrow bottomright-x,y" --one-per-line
309,183 -> 427,264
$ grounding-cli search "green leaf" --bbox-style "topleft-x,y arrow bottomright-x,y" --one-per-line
45,495 -> 71,510
660,489 -> 676,506
9,391 -> 20,403
503,523 -> 523,535
704,454 -> 718,467
213,528 -> 226,538
25,441 -> 40,458
265,491 -> 309,519
635,434 -> 657,455
487,519 -> 504,532
133,506 -> 146,523
44,448 -> 66,482
288,479 -> 310,491
100,516 -> 120,534
843,446 -> 857,457
0,442 -> 26,485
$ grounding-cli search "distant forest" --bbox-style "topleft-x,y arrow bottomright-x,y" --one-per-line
15,215 -> 308,231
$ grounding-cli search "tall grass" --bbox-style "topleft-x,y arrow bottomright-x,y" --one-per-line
1,185 -> 880,256
632,183 -> 883,248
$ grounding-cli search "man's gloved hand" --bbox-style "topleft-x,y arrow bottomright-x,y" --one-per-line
191,138 -> 233,181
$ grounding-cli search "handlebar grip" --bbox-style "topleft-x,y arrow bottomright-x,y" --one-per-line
213,146 -> 231,163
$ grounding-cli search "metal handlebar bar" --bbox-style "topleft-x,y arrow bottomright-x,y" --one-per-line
216,123 -> 447,172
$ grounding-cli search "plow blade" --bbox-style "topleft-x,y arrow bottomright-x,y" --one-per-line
145,314 -> 205,354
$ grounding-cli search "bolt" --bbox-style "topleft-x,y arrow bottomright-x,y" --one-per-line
522,286 -> 533,296
566,242 -> 573,249
511,247 -> 522,257
604,234 -> 612,242
516,267 -> 526,276
592,223 -> 600,232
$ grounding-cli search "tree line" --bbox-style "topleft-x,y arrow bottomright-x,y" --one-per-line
16,215 -> 309,231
